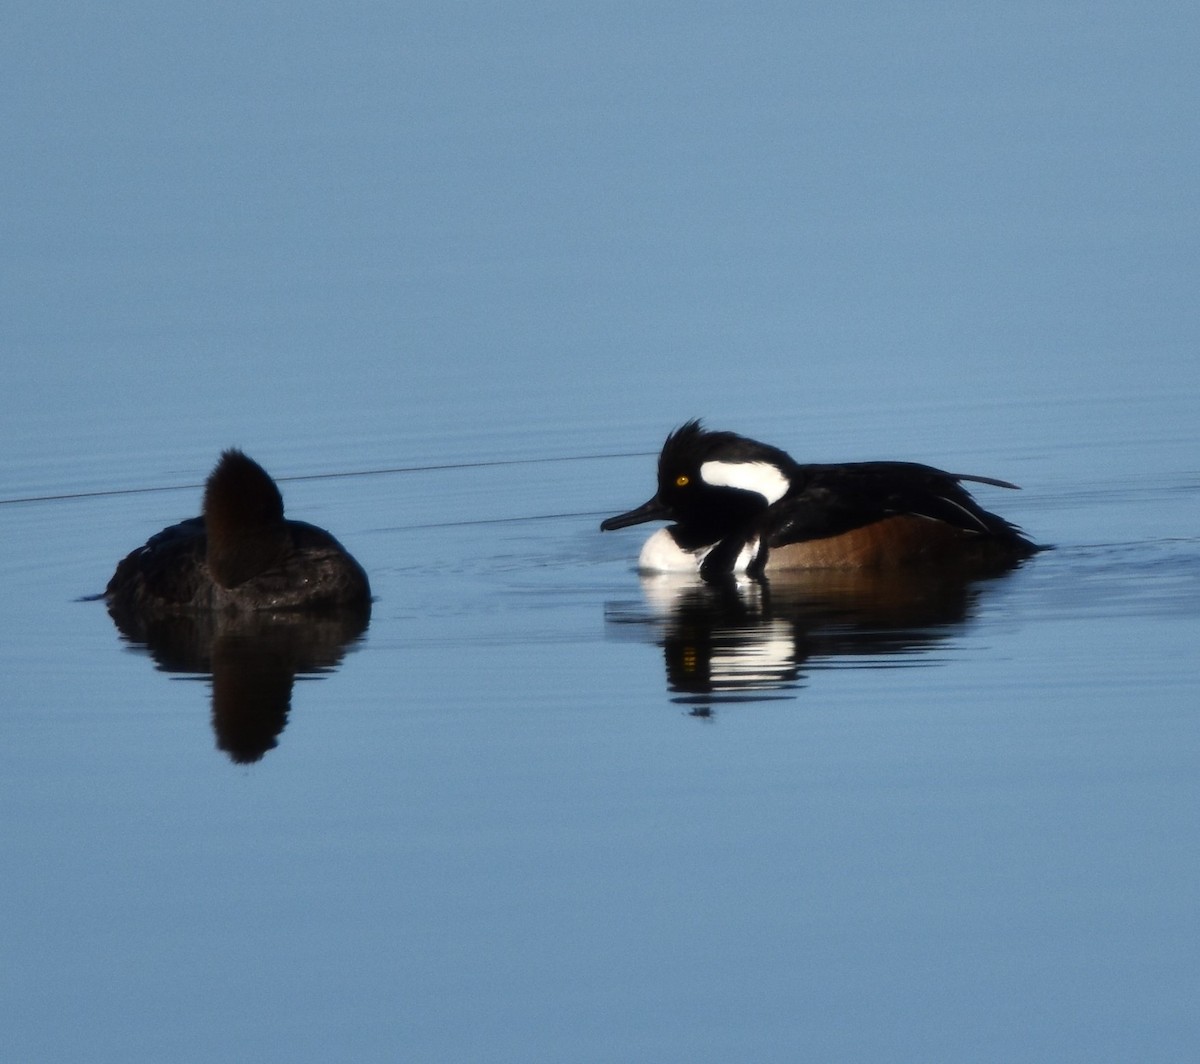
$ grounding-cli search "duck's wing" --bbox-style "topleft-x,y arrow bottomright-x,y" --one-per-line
105,516 -> 209,609
764,462 -> 1025,546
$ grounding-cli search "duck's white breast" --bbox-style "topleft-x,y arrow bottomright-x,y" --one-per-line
636,528 -> 760,575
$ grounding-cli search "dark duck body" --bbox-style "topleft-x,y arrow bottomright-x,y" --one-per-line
601,420 -> 1040,581
105,450 -> 371,616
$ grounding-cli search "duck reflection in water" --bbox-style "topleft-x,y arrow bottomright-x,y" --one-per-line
107,607 -> 368,762
605,565 -> 1024,712
100,449 -> 371,762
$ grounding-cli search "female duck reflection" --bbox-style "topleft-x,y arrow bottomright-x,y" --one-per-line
605,569 -> 1016,710
102,450 -> 371,762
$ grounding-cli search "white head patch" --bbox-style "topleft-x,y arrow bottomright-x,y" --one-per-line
699,460 -> 790,505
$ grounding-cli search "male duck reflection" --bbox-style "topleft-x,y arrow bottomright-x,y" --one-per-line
601,420 -> 1040,581
106,449 -> 371,616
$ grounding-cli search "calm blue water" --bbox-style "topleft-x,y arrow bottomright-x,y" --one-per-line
3,4 -> 1198,1062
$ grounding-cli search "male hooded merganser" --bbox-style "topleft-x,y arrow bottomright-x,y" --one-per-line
105,449 -> 371,615
601,420 -> 1040,581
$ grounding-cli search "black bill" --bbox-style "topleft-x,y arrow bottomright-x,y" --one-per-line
600,496 -> 673,531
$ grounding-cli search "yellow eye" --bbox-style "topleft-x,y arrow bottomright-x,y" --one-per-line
675,474 -> 690,488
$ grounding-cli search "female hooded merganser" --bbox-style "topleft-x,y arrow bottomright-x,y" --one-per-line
105,449 -> 371,615
601,421 -> 1039,581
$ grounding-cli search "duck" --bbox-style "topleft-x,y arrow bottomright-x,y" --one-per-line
601,420 -> 1040,581
105,449 -> 371,615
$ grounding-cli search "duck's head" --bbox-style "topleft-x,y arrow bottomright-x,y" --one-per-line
203,449 -> 287,588
601,420 -> 798,550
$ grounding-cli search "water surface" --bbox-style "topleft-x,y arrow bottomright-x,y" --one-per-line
2,4 -> 1198,1062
